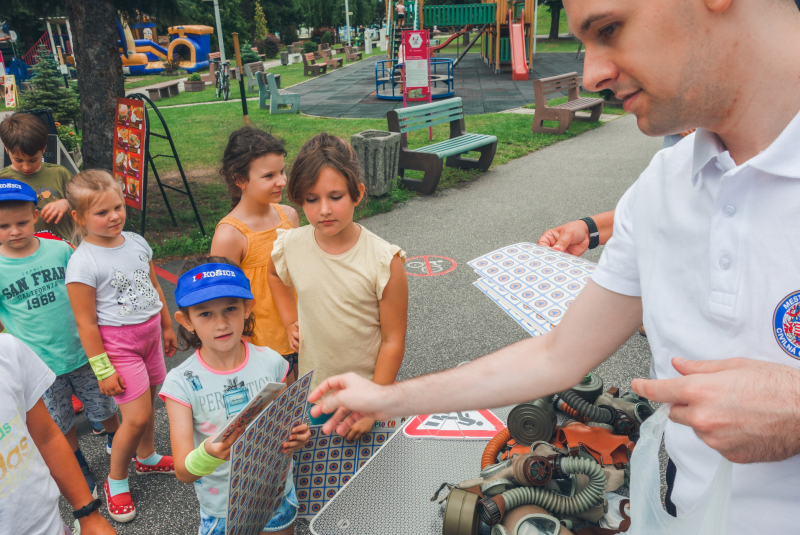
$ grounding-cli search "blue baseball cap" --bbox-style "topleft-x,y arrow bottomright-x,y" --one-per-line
0,179 -> 37,206
175,263 -> 254,307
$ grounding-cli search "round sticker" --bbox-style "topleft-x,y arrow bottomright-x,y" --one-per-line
774,291 -> 800,359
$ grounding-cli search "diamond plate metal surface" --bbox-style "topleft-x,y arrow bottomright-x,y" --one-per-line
310,406 -> 513,535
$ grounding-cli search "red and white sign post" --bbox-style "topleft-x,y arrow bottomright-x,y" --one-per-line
401,29 -> 433,139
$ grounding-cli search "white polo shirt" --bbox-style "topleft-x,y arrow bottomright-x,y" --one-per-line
593,109 -> 800,533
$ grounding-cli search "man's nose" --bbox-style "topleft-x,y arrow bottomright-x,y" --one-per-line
581,45 -> 618,93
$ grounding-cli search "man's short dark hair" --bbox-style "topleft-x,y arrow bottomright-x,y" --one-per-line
0,114 -> 48,156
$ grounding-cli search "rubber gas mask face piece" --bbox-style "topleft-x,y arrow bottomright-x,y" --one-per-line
489,506 -> 575,535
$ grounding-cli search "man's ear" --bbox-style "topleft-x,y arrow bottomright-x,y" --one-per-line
703,0 -> 733,13
174,310 -> 194,332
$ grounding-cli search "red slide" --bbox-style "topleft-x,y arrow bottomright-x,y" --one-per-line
509,9 -> 529,81
431,26 -> 472,53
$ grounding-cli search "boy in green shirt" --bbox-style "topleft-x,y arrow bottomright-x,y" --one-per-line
0,178 -> 120,497
0,113 -> 74,241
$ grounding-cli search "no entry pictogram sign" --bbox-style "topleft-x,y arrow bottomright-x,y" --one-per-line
403,409 -> 505,439
405,255 -> 457,277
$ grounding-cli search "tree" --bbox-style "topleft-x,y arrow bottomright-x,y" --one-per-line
254,2 -> 268,39
541,0 -> 564,40
18,45 -> 81,125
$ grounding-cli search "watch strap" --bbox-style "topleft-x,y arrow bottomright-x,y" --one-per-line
73,498 -> 102,520
581,217 -> 600,250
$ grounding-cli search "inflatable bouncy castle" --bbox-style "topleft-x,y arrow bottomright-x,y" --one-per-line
117,20 -> 212,75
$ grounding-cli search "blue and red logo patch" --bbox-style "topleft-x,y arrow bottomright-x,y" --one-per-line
773,291 -> 800,359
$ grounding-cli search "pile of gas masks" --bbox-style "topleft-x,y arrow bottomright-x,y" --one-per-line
436,374 -> 653,535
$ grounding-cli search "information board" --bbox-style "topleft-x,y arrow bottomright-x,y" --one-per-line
402,30 -> 430,102
113,97 -> 146,210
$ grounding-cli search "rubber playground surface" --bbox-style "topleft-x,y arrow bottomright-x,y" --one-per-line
293,52 -> 586,118
57,115 -> 663,533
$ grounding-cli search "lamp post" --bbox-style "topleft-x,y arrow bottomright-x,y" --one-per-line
203,0 -> 227,63
345,0 -> 352,46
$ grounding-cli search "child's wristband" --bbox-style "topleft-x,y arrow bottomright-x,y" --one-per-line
88,352 -> 116,381
185,441 -> 225,477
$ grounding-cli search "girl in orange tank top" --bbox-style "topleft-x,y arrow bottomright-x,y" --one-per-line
210,127 -> 300,382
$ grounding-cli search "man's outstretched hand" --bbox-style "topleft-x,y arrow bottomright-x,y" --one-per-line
633,357 -> 800,464
537,219 -> 592,256
309,373 -> 395,437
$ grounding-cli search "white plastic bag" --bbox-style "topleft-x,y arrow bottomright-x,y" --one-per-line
623,404 -> 732,535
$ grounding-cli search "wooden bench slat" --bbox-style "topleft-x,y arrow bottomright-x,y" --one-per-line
394,97 -> 463,118
416,133 -> 498,158
401,114 -> 463,133
399,108 -> 464,130
552,97 -> 604,111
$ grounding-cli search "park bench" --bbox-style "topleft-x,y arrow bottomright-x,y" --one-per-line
256,72 -> 282,108
146,80 -> 180,101
386,97 -> 497,195
258,73 -> 299,114
302,53 -> 328,77
344,45 -> 362,62
243,61 -> 265,93
321,49 -> 343,69
531,72 -> 604,135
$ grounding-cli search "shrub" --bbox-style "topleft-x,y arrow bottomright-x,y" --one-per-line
240,41 -> 262,64
263,34 -> 280,59
303,41 -> 317,54
187,73 -> 202,82
56,124 -> 79,152
281,25 -> 298,46
162,54 -> 185,76
321,31 -> 332,46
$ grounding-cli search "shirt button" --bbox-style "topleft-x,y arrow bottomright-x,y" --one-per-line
719,257 -> 731,270
723,205 -> 736,217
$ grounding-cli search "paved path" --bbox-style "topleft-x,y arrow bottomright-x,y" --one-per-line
58,115 -> 663,533
294,52 -> 586,118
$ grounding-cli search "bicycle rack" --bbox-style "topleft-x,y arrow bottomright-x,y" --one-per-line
127,93 -> 206,237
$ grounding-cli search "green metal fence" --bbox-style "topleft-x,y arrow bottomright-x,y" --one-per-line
423,3 -> 497,27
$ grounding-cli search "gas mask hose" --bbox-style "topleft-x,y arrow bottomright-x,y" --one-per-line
482,428 -> 512,469
478,457 -> 606,526
557,390 -> 614,425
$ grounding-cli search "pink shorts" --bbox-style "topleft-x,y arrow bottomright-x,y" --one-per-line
99,313 -> 167,405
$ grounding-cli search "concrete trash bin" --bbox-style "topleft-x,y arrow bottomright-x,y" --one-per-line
350,130 -> 401,197
280,51 -> 289,66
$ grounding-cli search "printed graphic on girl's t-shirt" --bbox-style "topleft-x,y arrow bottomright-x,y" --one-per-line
0,414 -> 34,499
223,378 -> 250,419
109,267 -> 159,317
184,370 -> 203,391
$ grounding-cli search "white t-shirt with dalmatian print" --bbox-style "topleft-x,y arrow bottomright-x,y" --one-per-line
66,232 -> 163,326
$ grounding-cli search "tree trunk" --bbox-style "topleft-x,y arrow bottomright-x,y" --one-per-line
65,0 -> 125,171
549,6 -> 561,40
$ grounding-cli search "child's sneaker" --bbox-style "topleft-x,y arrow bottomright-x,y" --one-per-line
104,479 -> 136,523
91,420 -> 106,436
72,395 -> 84,414
135,454 -> 175,475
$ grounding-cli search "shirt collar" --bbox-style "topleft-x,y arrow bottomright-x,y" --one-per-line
691,108 -> 800,185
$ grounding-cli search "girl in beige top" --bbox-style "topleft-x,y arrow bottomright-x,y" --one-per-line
268,133 -> 408,442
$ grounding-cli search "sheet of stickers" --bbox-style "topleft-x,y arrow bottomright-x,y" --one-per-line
225,371 -> 313,535
468,243 -> 596,336
292,418 -> 405,518
113,97 -> 146,210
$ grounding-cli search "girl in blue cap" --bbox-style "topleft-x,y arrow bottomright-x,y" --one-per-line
159,256 -> 310,535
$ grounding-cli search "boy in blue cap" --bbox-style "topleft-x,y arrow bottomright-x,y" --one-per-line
0,178 -> 120,497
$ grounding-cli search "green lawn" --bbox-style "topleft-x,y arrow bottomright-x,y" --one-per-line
523,92 -> 625,115
533,39 -> 581,54
130,103 -> 603,258
124,73 -> 189,90
536,5 -> 570,36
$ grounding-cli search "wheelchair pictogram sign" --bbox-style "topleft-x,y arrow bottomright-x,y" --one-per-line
405,255 -> 457,277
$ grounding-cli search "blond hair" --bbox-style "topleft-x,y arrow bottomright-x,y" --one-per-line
65,169 -> 124,245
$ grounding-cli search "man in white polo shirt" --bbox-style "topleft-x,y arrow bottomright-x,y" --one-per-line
308,0 -> 800,532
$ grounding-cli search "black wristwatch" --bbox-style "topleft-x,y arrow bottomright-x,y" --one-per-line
73,498 -> 102,520
580,217 -> 600,250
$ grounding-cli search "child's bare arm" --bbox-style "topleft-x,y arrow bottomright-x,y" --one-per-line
67,282 -> 125,396
148,261 -> 177,357
210,223 -> 248,263
27,399 -> 116,534
267,259 -> 299,350
374,253 -> 408,385
166,399 -> 245,484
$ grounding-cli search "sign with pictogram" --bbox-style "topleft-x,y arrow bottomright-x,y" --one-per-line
402,29 -> 430,102
403,409 -> 505,439
405,255 -> 457,277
